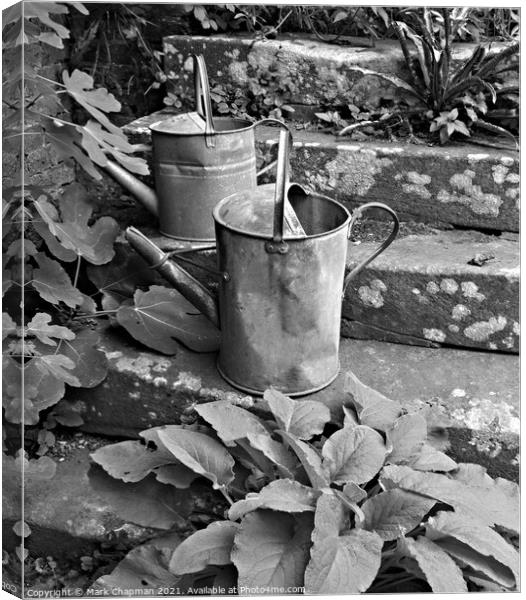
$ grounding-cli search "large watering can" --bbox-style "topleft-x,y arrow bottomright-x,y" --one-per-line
104,54 -> 291,242
125,129 -> 399,396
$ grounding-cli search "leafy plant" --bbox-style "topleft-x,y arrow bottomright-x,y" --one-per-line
338,8 -> 519,147
89,372 -> 519,594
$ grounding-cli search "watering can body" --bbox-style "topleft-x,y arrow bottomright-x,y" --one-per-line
105,55 -> 285,242
126,130 -> 399,396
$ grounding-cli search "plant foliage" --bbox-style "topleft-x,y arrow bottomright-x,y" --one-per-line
90,374 -> 519,594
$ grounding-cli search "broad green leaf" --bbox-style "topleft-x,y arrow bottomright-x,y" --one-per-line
360,489 -> 435,540
91,533 -> 182,592
25,313 -> 75,346
448,463 -> 518,533
322,425 -> 386,485
407,444 -> 457,472
31,253 -> 83,308
386,413 -> 427,464
246,431 -> 297,477
401,536 -> 467,592
342,481 -> 367,504
304,529 -> 383,594
88,466 -> 192,530
158,426 -> 235,489
90,440 -> 176,483
344,371 -> 402,432
232,511 -> 313,590
169,521 -> 239,574
264,388 -> 330,440
380,465 -> 518,533
195,401 -> 269,446
117,286 -> 220,354
153,464 -> 199,489
34,184 -> 119,265
57,328 -> 108,388
426,511 -> 519,588
49,403 -> 84,427
311,492 -> 347,547
228,479 -> 320,521
279,431 -> 329,489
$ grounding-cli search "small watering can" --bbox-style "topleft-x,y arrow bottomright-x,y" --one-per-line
125,129 -> 399,396
104,54 -> 291,242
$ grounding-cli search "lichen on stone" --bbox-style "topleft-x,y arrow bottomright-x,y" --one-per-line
461,281 -> 485,302
451,304 -> 471,321
437,169 -> 503,216
358,279 -> 387,308
423,328 -> 446,342
440,278 -> 458,294
463,316 -> 507,342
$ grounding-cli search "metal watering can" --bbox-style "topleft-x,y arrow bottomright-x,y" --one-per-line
125,129 -> 399,396
104,54 -> 289,242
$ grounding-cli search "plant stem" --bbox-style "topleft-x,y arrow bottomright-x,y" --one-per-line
219,487 -> 235,506
72,255 -> 82,289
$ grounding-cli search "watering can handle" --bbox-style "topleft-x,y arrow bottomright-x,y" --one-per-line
342,203 -> 399,296
193,54 -> 215,147
253,118 -> 293,179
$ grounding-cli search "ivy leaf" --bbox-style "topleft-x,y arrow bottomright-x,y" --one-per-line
279,431 -> 329,489
3,451 -> 56,482
48,402 -> 84,427
232,511 -> 313,590
380,465 -> 518,534
407,444 -> 457,472
3,356 -> 65,425
57,329 -> 108,388
3,313 -> 17,340
157,426 -> 235,490
117,286 -> 220,354
304,529 -> 383,594
169,521 -> 239,575
88,466 -> 192,530
63,69 -> 122,134
264,388 -> 331,440
386,413 -> 427,464
401,536 -> 468,592
228,479 -> 320,521
87,245 -> 159,311
32,197 -> 77,262
195,400 -> 269,447
322,425 -> 386,485
311,492 -> 347,547
34,183 -> 119,265
25,312 -> 75,346
35,354 -> 80,387
426,511 -> 519,589
359,489 -> 436,541
91,533 -> 182,592
344,371 -> 402,432
31,252 -> 83,308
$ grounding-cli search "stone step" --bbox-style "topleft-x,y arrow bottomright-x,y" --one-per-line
116,221 -> 518,353
65,325 -> 519,482
2,435 -> 219,559
123,113 -> 519,233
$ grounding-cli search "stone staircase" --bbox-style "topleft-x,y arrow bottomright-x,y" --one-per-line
12,34 -> 519,559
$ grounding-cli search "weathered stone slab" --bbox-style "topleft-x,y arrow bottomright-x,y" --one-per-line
344,229 -> 519,353
162,35 -> 508,113
64,325 -> 519,481
122,113 -> 519,232
2,443 -> 222,558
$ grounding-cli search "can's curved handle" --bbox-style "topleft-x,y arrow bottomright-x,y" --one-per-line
253,118 -> 293,178
343,202 -> 399,295
193,54 -> 215,147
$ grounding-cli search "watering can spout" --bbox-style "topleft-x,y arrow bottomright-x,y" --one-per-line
104,160 -> 159,217
125,227 -> 220,328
